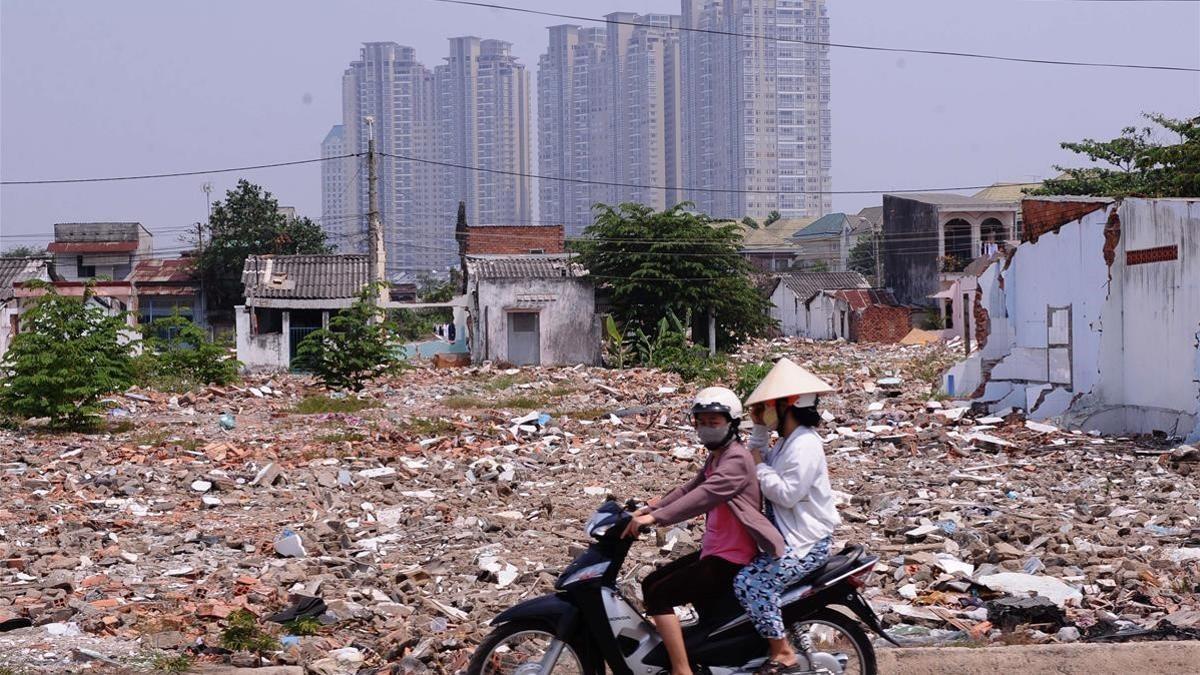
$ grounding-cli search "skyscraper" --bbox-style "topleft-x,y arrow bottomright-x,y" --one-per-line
536,15 -> 682,234
320,124 -> 351,245
680,0 -> 830,220
437,37 -> 532,228
777,0 -> 832,217
325,39 -> 532,275
339,42 -> 447,273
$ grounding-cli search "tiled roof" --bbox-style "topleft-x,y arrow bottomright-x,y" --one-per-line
827,288 -> 901,310
973,181 -> 1042,202
887,192 -> 1019,210
466,254 -> 587,280
778,271 -> 869,303
242,254 -> 369,300
0,257 -> 49,302
130,258 -> 197,285
739,217 -> 817,250
857,207 -> 883,230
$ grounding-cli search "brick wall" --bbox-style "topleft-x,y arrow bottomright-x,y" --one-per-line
1022,199 -> 1109,243
973,284 -> 989,350
465,225 -> 565,255
849,305 -> 912,343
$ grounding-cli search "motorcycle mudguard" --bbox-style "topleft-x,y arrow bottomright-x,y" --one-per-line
840,591 -> 902,647
491,593 -> 580,640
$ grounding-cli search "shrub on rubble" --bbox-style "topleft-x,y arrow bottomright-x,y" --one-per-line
733,360 -> 774,400
137,314 -> 240,388
0,281 -> 134,430
219,609 -> 279,654
295,284 -> 407,391
604,310 -> 725,383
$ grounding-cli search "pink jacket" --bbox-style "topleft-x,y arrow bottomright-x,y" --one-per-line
650,440 -> 786,559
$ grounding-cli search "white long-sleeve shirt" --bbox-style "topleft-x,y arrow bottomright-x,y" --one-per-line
748,424 -> 841,557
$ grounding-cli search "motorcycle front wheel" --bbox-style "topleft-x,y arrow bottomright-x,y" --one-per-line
466,619 -> 601,675
788,609 -> 878,675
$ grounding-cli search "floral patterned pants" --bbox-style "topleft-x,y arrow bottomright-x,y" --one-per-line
732,536 -> 833,639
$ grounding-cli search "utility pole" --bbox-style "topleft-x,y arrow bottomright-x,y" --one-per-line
365,116 -> 385,307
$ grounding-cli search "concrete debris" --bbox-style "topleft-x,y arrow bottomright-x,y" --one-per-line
1,340 -> 1198,671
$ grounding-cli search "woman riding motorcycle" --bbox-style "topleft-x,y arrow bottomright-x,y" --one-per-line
734,358 -> 842,675
622,387 -> 785,675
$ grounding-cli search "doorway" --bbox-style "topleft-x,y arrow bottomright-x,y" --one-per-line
506,311 -> 540,366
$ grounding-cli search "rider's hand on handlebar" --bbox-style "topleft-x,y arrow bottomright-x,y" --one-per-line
634,497 -> 660,516
622,512 -> 656,539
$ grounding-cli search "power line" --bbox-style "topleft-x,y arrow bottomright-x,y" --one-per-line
0,154 -> 360,186
428,0 -> 1199,72
380,150 -> 1038,195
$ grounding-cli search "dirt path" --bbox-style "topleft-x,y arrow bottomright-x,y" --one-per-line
876,640 -> 1200,674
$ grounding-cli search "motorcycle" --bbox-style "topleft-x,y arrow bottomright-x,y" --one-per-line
467,499 -> 897,675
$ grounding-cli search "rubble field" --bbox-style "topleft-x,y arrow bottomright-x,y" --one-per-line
1,339 -> 1198,673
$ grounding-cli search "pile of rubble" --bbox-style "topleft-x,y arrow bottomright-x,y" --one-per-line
1,338 -> 1197,672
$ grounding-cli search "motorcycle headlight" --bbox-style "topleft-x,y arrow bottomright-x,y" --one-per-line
559,561 -> 610,587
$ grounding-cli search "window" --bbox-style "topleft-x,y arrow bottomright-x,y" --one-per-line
254,307 -> 283,335
76,256 -> 96,278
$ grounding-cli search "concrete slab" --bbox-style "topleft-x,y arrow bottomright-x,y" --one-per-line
876,640 -> 1200,675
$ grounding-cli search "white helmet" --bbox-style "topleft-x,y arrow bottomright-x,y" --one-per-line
691,387 -> 743,422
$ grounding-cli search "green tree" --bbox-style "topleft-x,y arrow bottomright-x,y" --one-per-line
1031,113 -> 1199,198
741,216 -> 759,230
138,314 -> 239,387
574,203 -> 774,351
0,245 -> 47,258
847,234 -> 878,279
764,210 -> 782,227
0,282 -> 134,429
196,180 -> 331,317
296,284 -> 405,391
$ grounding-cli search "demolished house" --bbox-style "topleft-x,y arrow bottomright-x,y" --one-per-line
236,254 -> 370,370
766,271 -> 910,342
465,254 -> 599,367
945,197 -> 1200,441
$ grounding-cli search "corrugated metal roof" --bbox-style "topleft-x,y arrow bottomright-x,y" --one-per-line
779,271 -> 869,303
0,257 -> 49,301
242,254 -> 369,300
792,213 -> 851,240
466,254 -> 587,280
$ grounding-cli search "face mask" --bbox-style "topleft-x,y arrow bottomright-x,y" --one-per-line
697,423 -> 731,449
761,405 -> 780,432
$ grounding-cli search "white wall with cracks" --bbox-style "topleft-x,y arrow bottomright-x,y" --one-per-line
945,198 -> 1200,442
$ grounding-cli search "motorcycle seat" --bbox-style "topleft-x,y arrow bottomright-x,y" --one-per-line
785,544 -> 865,591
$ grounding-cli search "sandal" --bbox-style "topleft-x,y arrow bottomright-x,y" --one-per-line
754,659 -> 802,675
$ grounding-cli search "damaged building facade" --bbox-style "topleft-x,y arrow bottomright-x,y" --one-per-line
946,197 -> 1200,442
465,254 -> 599,367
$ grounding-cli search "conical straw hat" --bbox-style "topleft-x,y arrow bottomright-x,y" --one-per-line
744,357 -> 834,408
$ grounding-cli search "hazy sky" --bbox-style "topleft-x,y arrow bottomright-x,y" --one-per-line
2,0 -> 1197,251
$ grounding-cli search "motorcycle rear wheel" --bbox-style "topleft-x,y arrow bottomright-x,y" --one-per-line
466,619 -> 601,675
788,609 -> 878,675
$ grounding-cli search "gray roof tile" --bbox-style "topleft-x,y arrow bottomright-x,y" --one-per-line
242,254 -> 369,300
466,254 -> 587,280
778,271 -> 870,303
